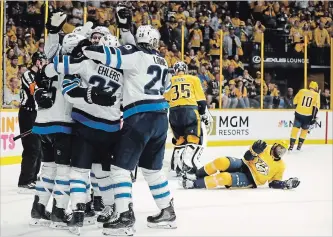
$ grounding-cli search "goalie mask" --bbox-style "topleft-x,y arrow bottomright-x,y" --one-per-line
271,140 -> 288,161
173,61 -> 188,75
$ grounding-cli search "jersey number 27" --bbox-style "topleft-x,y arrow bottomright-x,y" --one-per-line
144,65 -> 168,95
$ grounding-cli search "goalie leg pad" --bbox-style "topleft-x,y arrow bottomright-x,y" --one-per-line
141,168 -> 172,209
181,144 -> 204,172
110,165 -> 132,214
35,162 -> 56,206
53,164 -> 70,209
170,145 -> 185,172
69,167 -> 90,210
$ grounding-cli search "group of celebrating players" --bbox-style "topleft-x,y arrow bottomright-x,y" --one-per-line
23,4 -> 320,236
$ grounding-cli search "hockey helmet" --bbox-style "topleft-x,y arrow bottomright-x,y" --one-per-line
173,61 -> 188,74
32,51 -> 47,65
135,25 -> 160,49
62,33 -> 86,55
271,140 -> 288,161
99,34 -> 120,47
90,26 -> 110,45
309,81 -> 319,92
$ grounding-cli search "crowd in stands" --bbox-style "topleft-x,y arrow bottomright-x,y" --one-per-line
2,1 -> 331,109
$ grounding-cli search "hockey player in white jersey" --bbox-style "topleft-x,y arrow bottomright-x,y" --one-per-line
47,33 -> 124,235
83,24 -> 177,236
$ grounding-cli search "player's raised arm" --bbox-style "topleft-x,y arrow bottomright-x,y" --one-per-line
83,44 -> 139,70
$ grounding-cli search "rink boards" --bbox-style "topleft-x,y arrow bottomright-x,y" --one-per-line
1,109 -> 332,165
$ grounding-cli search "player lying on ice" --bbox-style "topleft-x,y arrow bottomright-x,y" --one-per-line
181,140 -> 301,190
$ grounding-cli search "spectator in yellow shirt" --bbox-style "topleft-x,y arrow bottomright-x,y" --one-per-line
105,20 -> 117,35
314,23 -> 330,47
236,80 -> 249,108
14,38 -> 28,65
184,49 -> 200,67
189,22 -> 203,53
6,48 -> 15,67
209,33 -> 221,60
197,46 -> 207,61
174,7 -> 186,22
289,20 -> 303,43
253,21 -> 266,43
320,11 -> 332,26
230,55 -> 244,71
231,11 -> 241,27
96,3 -> 114,25
6,56 -> 19,80
222,54 -> 231,69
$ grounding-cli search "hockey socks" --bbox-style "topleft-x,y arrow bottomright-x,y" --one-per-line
35,162 -> 56,206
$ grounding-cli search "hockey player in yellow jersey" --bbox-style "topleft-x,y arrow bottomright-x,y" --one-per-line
164,61 -> 213,175
289,81 -> 320,151
181,140 -> 300,190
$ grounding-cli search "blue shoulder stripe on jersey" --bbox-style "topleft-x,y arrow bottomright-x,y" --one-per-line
62,82 -> 79,95
115,48 -> 122,69
71,111 -> 121,132
64,55 -> 70,75
53,55 -> 59,73
32,125 -> 72,134
123,101 -> 169,119
104,46 -> 111,66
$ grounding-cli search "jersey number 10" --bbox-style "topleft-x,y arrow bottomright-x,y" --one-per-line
301,96 -> 313,107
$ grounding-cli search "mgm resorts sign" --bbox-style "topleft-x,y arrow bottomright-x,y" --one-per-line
251,55 -> 309,68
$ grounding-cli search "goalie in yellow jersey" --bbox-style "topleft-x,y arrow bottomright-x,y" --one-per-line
181,140 -> 301,190
289,81 -> 320,151
164,61 -> 213,176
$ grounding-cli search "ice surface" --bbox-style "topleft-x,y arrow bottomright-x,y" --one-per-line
1,145 -> 332,236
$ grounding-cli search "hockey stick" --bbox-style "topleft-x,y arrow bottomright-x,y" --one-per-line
308,89 -> 321,134
13,129 -> 32,141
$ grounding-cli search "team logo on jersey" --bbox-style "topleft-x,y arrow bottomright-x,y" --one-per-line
255,158 -> 269,175
57,150 -> 61,156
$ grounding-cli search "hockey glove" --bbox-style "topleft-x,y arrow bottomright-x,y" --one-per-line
46,12 -> 67,34
284,177 -> 301,189
34,88 -> 54,109
116,6 -> 132,30
84,86 -> 117,106
250,140 -> 267,156
310,118 -> 317,125
200,108 -> 213,134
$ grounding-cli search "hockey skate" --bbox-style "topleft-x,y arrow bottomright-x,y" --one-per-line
29,195 -> 51,227
93,196 -> 105,213
147,199 -> 177,229
67,203 -> 85,235
288,141 -> 295,151
84,199 -> 96,225
102,203 -> 135,236
18,182 -> 35,194
297,142 -> 303,151
49,199 -> 72,229
97,204 -> 115,228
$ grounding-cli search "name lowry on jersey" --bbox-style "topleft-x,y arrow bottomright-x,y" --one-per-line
97,64 -> 121,82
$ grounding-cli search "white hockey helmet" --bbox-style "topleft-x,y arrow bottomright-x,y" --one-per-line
135,25 -> 160,49
99,34 -> 120,47
173,61 -> 188,74
61,33 -> 86,55
90,26 -> 110,45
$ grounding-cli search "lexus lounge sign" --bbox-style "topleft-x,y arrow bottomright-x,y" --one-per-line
251,55 -> 309,68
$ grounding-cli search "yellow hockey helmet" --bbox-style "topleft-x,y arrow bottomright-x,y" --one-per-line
309,81 -> 319,92
271,140 -> 288,161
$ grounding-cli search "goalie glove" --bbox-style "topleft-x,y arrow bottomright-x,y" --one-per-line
200,107 -> 213,135
284,177 -> 301,189
116,6 -> 132,30
34,88 -> 54,109
84,86 -> 117,107
46,12 -> 67,34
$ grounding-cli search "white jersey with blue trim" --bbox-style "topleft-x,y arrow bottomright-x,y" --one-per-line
50,55 -> 123,132
33,74 -> 74,135
83,44 -> 169,119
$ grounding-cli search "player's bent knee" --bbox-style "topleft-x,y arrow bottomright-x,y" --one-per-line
186,135 -> 200,144
225,156 -> 243,171
56,164 -> 70,176
212,157 -> 230,171
40,162 -> 57,178
110,165 -> 132,183
229,172 -> 254,188
141,168 -> 162,182
215,172 -> 232,186
92,163 -> 109,178
293,120 -> 302,128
